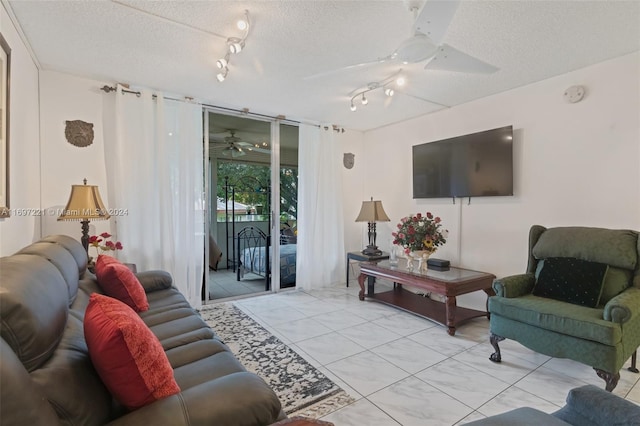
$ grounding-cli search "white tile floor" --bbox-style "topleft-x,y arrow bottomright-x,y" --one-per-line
221,281 -> 640,426
208,269 -> 268,299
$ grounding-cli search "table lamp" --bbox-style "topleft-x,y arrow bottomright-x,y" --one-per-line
58,179 -> 111,253
355,197 -> 390,256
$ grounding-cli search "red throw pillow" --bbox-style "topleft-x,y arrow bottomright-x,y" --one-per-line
84,294 -> 180,410
96,254 -> 120,266
95,255 -> 148,312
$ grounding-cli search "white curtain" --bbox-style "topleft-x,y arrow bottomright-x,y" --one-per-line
104,85 -> 204,308
296,124 -> 345,290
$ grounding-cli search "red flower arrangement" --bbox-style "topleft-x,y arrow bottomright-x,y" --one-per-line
88,232 -> 123,258
392,212 -> 448,255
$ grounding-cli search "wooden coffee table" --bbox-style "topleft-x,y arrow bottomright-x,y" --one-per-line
357,259 -> 495,335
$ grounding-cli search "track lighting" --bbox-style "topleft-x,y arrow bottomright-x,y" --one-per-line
216,53 -> 230,69
216,68 -> 228,82
349,69 -> 404,112
215,10 -> 250,82
228,38 -> 245,54
236,17 -> 248,31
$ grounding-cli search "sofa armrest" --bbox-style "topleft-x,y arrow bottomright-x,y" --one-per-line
135,271 -> 173,293
552,384 -> 640,426
107,372 -> 282,426
603,286 -> 640,324
492,273 -> 535,298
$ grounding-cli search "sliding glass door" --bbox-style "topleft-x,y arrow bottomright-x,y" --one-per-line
275,122 -> 299,290
204,111 -> 298,301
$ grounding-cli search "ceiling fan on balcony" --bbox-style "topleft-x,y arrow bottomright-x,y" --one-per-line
304,0 -> 498,80
210,130 -> 270,158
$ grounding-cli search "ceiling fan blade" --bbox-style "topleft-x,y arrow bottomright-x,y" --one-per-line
413,0 -> 460,46
396,89 -> 451,108
236,141 -> 271,154
302,55 -> 394,80
425,44 -> 499,74
242,147 -> 270,154
221,147 -> 246,158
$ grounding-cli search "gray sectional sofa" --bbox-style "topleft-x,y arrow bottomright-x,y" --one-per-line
0,235 -> 285,425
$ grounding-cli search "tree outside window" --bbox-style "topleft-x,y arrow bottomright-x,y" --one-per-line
217,161 -> 297,225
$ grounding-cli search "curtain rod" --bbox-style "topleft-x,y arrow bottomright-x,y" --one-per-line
99,85 -> 345,133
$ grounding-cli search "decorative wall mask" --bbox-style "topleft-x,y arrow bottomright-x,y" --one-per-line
343,153 -> 355,169
65,120 -> 94,147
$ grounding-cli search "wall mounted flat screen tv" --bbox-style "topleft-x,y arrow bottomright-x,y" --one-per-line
412,125 -> 513,198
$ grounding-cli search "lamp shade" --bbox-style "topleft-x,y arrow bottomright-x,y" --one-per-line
58,182 -> 111,221
355,199 -> 390,222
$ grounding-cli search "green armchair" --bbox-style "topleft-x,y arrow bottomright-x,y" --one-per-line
488,225 -> 640,391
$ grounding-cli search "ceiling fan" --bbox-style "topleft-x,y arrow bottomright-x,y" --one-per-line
210,130 -> 270,158
305,0 -> 498,80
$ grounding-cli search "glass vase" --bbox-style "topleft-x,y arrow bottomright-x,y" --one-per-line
389,243 -> 399,266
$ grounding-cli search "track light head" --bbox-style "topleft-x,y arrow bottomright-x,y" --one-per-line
350,102 -> 357,112
385,88 -> 395,97
228,38 -> 245,54
216,67 -> 228,82
396,76 -> 406,86
361,94 -> 368,105
237,10 -> 250,31
216,57 -> 228,69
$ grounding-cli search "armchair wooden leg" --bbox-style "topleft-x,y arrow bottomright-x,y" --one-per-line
629,350 -> 639,373
594,368 -> 620,392
489,333 -> 505,363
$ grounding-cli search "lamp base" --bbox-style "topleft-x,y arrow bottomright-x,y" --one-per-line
80,219 -> 90,253
361,245 -> 382,256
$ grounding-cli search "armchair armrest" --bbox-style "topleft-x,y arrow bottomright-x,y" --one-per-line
603,286 -> 640,324
135,271 -> 173,293
106,372 -> 282,426
553,384 -> 640,425
492,273 -> 535,298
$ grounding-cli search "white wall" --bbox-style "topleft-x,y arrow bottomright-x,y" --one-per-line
351,52 -> 640,310
0,6 -> 41,256
39,70 -> 112,244
340,129 -> 366,253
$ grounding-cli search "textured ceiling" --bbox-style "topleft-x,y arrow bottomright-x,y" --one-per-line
7,0 -> 640,131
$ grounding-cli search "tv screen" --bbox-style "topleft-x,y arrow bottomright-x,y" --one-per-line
412,126 -> 513,198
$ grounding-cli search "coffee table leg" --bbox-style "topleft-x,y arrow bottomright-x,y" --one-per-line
357,274 -> 365,301
446,296 -> 457,336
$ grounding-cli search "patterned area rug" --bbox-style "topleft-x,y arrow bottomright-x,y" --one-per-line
199,302 -> 355,418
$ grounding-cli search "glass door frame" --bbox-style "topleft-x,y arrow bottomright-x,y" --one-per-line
203,108 -> 288,298
269,121 -> 281,290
